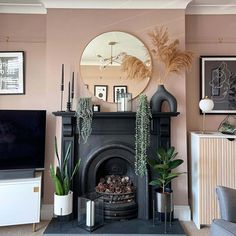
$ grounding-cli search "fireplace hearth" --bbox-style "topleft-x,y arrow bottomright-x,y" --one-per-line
50,111 -> 181,235
44,218 -> 186,235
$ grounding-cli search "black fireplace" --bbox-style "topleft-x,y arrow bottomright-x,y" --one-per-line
53,111 -> 179,221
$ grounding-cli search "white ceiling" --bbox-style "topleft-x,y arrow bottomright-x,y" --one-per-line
0,0 -> 236,14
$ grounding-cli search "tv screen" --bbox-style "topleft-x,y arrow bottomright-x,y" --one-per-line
0,110 -> 46,170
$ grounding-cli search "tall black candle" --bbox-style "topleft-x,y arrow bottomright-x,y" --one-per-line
61,64 -> 64,91
71,72 -> 74,99
68,81 -> 71,103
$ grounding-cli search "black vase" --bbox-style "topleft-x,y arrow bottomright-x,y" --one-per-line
150,85 -> 177,112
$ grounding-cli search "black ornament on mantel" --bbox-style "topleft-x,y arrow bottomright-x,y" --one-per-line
150,85 -> 177,112
66,81 -> 71,112
60,64 -> 65,112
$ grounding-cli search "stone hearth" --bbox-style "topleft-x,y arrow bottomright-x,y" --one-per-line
44,218 -> 186,235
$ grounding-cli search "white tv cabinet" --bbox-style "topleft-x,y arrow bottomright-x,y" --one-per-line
0,176 -> 41,230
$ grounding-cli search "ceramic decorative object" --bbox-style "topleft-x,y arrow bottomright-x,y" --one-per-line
150,85 -> 177,112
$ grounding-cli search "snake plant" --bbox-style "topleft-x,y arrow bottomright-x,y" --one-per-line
50,136 -> 80,196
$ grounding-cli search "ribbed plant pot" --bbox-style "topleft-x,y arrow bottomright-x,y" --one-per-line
54,191 -> 73,216
150,85 -> 177,112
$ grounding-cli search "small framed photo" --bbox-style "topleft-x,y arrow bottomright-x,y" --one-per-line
200,56 -> 236,114
113,85 -> 128,103
0,51 -> 25,95
94,85 -> 108,102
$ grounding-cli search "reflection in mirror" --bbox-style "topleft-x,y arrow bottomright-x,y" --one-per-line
80,31 -> 152,103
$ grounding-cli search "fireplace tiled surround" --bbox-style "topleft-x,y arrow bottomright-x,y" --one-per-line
47,111 -> 185,235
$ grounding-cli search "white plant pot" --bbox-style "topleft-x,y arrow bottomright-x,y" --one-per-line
54,191 -> 73,216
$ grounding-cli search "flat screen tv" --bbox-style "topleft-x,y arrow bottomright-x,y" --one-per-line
0,110 -> 46,170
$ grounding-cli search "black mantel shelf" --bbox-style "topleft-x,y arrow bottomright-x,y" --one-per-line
52,111 -> 180,118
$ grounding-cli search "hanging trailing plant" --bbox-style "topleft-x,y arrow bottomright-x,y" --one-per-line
135,94 -> 152,176
76,97 -> 93,144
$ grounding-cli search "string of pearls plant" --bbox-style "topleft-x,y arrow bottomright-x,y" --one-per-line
76,97 -> 93,144
135,94 -> 152,176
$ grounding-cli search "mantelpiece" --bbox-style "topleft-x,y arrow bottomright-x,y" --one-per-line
46,111 -> 185,235
52,111 -> 179,219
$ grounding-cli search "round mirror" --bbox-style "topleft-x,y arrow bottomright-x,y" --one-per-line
80,31 -> 152,103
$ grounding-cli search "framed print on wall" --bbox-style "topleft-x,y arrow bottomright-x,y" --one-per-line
113,85 -> 127,103
94,85 -> 108,102
200,56 -> 236,114
0,51 -> 25,95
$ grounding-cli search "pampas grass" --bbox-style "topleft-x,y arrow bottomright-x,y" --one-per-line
148,26 -> 193,84
121,54 -> 151,80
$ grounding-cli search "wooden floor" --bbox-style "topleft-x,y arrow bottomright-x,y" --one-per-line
0,221 -> 210,236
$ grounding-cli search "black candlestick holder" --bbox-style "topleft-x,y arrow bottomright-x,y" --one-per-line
66,101 -> 72,112
60,91 -> 64,112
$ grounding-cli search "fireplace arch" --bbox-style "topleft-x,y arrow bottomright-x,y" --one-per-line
81,143 -> 135,191
79,142 -> 149,219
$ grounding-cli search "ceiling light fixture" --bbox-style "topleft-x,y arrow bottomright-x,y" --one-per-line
97,41 -> 125,70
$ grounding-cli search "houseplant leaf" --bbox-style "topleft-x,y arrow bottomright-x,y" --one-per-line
54,136 -> 61,168
71,159 -> 81,181
147,158 -> 158,167
149,179 -> 162,186
50,165 -> 64,195
169,159 -> 184,170
63,176 -> 70,195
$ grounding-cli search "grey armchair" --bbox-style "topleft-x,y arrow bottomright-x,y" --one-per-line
211,186 -> 236,236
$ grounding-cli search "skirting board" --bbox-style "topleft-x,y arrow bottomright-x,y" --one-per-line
41,204 -> 191,221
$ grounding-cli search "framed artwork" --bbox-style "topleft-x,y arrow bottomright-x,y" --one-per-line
113,85 -> 127,103
94,85 -> 108,101
200,56 -> 236,114
0,51 -> 25,95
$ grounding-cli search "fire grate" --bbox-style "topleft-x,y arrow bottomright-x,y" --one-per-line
95,175 -> 138,220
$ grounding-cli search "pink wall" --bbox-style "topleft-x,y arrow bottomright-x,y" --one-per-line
186,15 -> 236,132
0,14 -> 46,110
0,10 -> 188,206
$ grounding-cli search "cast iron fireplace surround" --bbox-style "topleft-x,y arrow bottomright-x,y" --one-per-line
53,111 -> 179,221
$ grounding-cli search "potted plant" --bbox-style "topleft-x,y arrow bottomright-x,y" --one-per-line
135,94 -> 152,176
76,97 -> 93,144
147,146 -> 184,221
50,136 -> 80,217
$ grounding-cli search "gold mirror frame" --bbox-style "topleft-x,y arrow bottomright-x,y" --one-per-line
80,31 -> 152,103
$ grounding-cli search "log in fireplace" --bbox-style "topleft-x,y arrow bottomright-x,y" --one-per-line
53,111 -> 179,221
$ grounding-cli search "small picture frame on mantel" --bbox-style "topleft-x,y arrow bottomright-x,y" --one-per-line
0,51 -> 25,95
113,85 -> 128,103
94,85 -> 108,102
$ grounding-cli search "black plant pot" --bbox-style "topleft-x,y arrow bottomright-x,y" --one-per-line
150,85 -> 177,112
